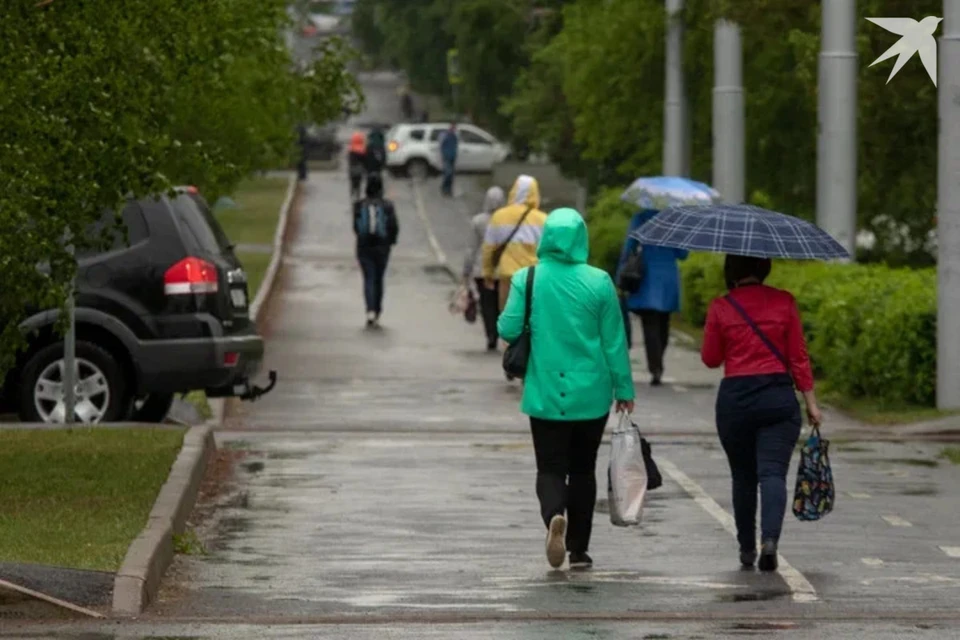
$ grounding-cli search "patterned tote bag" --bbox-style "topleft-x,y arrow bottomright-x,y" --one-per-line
792,424 -> 835,521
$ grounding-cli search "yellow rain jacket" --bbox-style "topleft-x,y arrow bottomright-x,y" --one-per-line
481,175 -> 548,279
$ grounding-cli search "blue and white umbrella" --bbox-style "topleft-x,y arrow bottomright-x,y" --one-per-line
620,176 -> 721,210
630,203 -> 850,260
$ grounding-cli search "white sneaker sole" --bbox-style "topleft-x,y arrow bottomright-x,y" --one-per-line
546,515 -> 567,568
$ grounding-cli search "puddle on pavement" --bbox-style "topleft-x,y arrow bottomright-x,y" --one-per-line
471,442 -> 530,452
716,591 -> 789,603
725,621 -> 799,633
265,450 -> 311,460
218,516 -> 252,535
242,460 -> 266,473
898,485 -> 939,496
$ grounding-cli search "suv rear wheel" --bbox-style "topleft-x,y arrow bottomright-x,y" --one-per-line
18,341 -> 128,424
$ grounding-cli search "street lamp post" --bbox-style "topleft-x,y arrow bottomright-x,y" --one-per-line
937,0 -> 960,409
816,0 -> 858,257
713,19 -> 745,203
664,0 -> 689,176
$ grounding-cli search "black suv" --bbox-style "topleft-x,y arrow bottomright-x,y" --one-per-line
1,187 -> 273,423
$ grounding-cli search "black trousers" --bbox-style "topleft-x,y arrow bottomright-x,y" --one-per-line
530,414 -> 608,554
716,374 -> 802,551
635,310 -> 670,376
357,246 -> 390,314
349,173 -> 363,200
474,278 -> 499,348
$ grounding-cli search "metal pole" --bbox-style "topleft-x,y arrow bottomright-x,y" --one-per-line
713,19 -> 745,203
816,0 -> 858,256
664,0 -> 688,176
63,259 -> 76,425
938,0 -> 960,409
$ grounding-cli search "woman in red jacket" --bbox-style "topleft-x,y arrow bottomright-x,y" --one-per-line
701,255 -> 822,572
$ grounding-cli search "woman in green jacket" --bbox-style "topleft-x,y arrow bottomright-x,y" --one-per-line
498,208 -> 636,570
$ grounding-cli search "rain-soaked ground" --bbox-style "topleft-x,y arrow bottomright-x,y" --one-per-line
5,71 -> 960,640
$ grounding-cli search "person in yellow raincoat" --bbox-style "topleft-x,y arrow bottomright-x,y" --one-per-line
480,175 -> 548,312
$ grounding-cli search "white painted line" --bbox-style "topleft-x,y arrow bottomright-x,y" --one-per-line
674,385 -> 689,393
861,557 -> 884,566
658,458 -> 818,604
847,492 -> 872,499
410,181 -> 449,269
940,546 -> 960,558
882,515 -> 913,527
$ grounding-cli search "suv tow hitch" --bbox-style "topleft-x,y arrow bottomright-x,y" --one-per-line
238,370 -> 277,402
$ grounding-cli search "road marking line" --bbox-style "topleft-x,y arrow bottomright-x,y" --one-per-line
861,557 -> 884,566
881,515 -> 913,527
674,385 -> 689,392
658,458 -> 818,604
410,181 -> 449,269
940,546 -> 960,558
847,492 -> 872,499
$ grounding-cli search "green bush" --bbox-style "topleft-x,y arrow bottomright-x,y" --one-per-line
679,257 -> 937,406
585,187 -> 635,278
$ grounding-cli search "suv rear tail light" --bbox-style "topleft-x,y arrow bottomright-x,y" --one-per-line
224,352 -> 239,367
164,257 -> 219,295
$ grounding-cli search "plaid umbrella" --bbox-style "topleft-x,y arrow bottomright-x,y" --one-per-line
621,176 -> 722,210
629,204 -> 850,260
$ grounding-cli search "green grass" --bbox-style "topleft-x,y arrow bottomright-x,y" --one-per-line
0,427 -> 186,570
942,447 -> 960,464
670,314 -> 953,427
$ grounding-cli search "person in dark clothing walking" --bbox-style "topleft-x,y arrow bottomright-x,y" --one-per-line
365,126 -> 387,177
616,209 -> 688,385
296,123 -> 311,181
347,131 -> 367,201
439,123 -> 459,197
462,186 -> 506,350
701,255 -> 822,573
353,173 -> 399,327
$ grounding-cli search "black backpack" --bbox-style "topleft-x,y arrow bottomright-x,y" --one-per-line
617,245 -> 645,293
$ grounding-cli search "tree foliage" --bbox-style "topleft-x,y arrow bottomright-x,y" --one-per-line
0,0 -> 362,378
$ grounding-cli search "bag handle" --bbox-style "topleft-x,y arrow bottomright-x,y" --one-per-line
493,205 -> 534,269
723,294 -> 793,382
522,265 -> 535,330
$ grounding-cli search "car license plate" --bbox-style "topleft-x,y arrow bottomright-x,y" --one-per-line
231,288 -> 247,308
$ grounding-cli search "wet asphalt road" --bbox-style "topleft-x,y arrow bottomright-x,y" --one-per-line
6,72 -> 960,639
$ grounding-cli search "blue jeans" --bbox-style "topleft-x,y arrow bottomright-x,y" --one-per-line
441,159 -> 455,195
357,246 -> 390,314
715,374 -> 801,551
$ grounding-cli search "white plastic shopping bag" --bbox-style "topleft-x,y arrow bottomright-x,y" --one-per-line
608,413 -> 648,526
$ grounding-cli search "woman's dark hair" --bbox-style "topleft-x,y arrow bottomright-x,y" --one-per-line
724,254 -> 772,289
366,173 -> 383,198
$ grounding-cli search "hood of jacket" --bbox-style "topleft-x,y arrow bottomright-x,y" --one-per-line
537,207 -> 589,264
482,186 -> 505,214
349,132 -> 366,154
507,175 -> 540,210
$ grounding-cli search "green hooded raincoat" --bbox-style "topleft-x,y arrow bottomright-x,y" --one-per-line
497,208 -> 635,421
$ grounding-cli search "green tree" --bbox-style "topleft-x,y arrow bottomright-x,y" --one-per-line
0,0 -> 361,378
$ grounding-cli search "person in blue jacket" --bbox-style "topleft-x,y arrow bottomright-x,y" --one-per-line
616,209 -> 689,386
439,123 -> 459,197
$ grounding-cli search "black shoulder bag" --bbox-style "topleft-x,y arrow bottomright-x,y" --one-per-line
617,244 -> 645,293
502,266 -> 535,379
723,294 -> 793,385
490,206 -> 534,272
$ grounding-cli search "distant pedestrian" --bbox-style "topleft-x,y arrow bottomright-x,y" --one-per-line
439,123 -> 459,197
498,208 -> 636,570
400,88 -> 414,121
420,109 -> 429,123
616,209 -> 689,386
365,126 -> 387,177
353,173 -> 399,327
701,254 -> 822,572
481,175 -> 547,317
296,123 -> 310,181
462,186 -> 506,351
347,131 -> 367,201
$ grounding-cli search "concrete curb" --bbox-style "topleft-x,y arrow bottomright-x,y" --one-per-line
112,425 -> 215,617
204,172 -> 298,430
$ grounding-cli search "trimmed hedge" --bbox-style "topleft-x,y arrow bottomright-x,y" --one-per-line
678,254 -> 936,407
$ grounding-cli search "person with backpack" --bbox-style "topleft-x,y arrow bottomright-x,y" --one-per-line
347,131 -> 367,201
365,126 -> 387,177
616,209 -> 689,386
353,173 -> 399,327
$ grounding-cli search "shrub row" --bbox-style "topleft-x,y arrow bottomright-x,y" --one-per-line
678,253 -> 936,407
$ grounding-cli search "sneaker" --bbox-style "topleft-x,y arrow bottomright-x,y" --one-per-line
545,514 -> 567,569
487,342 -> 498,352
569,551 -> 593,569
758,539 -> 778,572
740,549 -> 757,568
651,373 -> 663,386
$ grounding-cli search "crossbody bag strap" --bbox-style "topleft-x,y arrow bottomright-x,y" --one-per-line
723,294 -> 792,376
522,266 -> 535,330
494,206 -> 534,267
